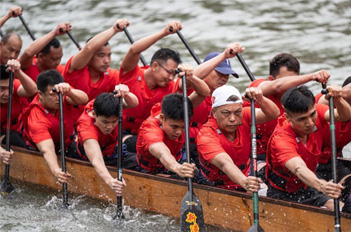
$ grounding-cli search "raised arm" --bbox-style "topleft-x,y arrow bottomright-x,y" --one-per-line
211,153 -> 261,192
149,142 -> 195,178
285,157 -> 343,199
52,82 -> 88,106
258,70 -> 330,97
19,22 -> 71,69
6,59 -> 37,97
0,6 -> 22,28
323,85 -> 351,122
68,18 -> 129,73
113,84 -> 139,108
244,87 -> 280,124
194,43 -> 245,79
83,139 -> 125,194
120,21 -> 182,74
36,139 -> 71,185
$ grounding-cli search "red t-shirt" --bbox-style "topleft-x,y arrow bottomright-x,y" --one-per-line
21,95 -> 75,149
266,104 -> 329,193
189,95 -> 212,138
0,79 -> 23,133
136,103 -> 185,173
120,65 -> 181,133
76,99 -> 119,159
196,107 -> 252,189
243,79 -> 285,155
62,56 -> 120,122
23,57 -> 65,82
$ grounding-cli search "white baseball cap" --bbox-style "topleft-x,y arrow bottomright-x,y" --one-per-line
212,85 -> 243,108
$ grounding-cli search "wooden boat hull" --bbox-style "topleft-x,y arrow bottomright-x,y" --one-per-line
1,147 -> 351,231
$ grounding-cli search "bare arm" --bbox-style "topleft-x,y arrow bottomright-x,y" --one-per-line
68,19 -> 129,73
52,83 -> 88,106
83,139 -> 125,194
120,21 -> 182,74
19,22 -> 71,69
194,43 -> 245,79
177,63 -> 210,97
113,84 -> 139,108
6,59 -> 37,97
211,153 -> 261,191
36,139 -> 72,184
285,157 -> 343,198
258,70 -> 330,97
323,85 -> 351,122
0,6 -> 22,28
148,142 -> 195,178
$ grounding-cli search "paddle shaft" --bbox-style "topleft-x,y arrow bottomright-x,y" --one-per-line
66,31 -> 81,50
57,90 -> 68,208
176,31 -> 201,65
321,84 -> 342,231
181,74 -> 193,196
18,15 -> 36,40
236,53 -> 256,81
0,29 -> 4,38
4,71 -> 14,185
116,96 -> 123,218
123,28 -> 147,66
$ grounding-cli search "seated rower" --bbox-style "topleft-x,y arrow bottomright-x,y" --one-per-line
266,85 -> 351,210
73,86 -> 138,194
19,22 -> 72,82
0,60 -> 37,148
21,70 -> 88,185
120,21 -> 209,153
196,85 -> 280,191
136,66 -> 208,178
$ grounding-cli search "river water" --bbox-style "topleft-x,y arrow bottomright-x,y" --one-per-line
1,0 -> 351,231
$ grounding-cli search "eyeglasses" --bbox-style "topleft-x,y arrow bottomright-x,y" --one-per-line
156,61 -> 176,76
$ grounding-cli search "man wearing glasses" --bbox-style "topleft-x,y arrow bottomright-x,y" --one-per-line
119,21 -> 209,153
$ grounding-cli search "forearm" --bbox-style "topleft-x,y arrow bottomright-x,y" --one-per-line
0,14 -> 10,28
194,52 -> 226,79
294,165 -> 326,192
90,156 -> 115,185
67,89 -> 88,106
149,143 -> 182,175
221,162 -> 247,188
129,30 -> 166,55
123,92 -> 138,108
342,83 -> 351,104
334,97 -> 351,121
255,97 -> 280,124
15,69 -> 37,97
187,75 -> 210,97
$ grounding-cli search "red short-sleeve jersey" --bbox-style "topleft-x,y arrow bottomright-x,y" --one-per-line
0,79 -> 23,133
266,104 -> 329,193
62,56 -> 120,122
120,65 -> 181,133
23,57 -> 65,82
189,95 -> 212,138
76,100 -> 119,159
136,103 -> 184,173
21,95 -> 75,149
242,78 -> 285,155
196,107 -> 252,189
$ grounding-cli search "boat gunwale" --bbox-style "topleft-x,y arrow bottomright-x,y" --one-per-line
8,145 -> 351,220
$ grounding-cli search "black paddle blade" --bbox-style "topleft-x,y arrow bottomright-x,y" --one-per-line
0,179 -> 15,196
247,224 -> 265,232
113,210 -> 125,220
180,191 -> 204,232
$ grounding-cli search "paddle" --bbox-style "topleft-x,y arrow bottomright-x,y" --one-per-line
17,13 -> 36,40
120,26 -> 147,66
0,29 -> 4,38
0,67 -> 15,196
59,28 -> 82,51
175,30 -> 201,65
247,98 -> 265,232
235,52 -> 265,232
321,84 -> 342,232
113,93 -> 124,220
52,87 -> 69,208
179,71 -> 205,231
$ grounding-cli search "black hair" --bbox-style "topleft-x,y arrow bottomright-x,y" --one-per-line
1,32 -> 22,45
38,38 -> 61,56
93,93 -> 120,117
269,53 -> 300,78
86,36 -> 109,46
227,95 -> 240,102
36,69 -> 64,92
342,76 -> 351,87
161,93 -> 193,121
281,86 -> 315,114
150,48 -> 181,65
0,65 -> 10,80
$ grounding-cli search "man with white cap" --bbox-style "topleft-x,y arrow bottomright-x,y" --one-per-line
196,85 -> 279,191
